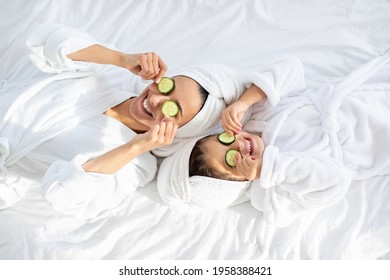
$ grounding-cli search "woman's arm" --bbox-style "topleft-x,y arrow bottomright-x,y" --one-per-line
27,23 -> 167,80
82,118 -> 177,173
67,44 -> 167,82
67,44 -> 125,68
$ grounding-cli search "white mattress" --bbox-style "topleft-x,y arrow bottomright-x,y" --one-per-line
1,0 -> 390,259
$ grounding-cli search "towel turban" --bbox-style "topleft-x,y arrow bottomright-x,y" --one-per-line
157,137 -> 251,212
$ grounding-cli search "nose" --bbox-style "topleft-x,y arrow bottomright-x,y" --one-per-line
149,92 -> 165,107
148,91 -> 167,120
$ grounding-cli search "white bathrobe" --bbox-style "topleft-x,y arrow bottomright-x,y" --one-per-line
0,24 -> 156,218
246,53 -> 390,225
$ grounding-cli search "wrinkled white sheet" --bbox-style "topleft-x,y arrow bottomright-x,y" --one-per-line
1,0 -> 390,259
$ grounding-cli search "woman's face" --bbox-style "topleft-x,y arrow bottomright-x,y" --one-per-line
202,131 -> 265,181
129,76 -> 204,129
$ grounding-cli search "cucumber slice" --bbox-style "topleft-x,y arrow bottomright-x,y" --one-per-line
162,100 -> 179,117
225,149 -> 240,167
158,77 -> 175,95
217,131 -> 235,145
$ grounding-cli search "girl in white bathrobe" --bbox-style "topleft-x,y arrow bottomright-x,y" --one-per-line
158,53 -> 390,225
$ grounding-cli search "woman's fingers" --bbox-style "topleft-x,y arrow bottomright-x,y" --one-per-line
137,54 -> 149,78
150,123 -> 160,136
136,52 -> 165,81
166,119 -> 178,140
150,53 -> 161,81
153,118 -> 177,146
155,58 -> 167,83
157,120 -> 167,140
230,111 -> 242,129
221,101 -> 248,134
222,117 -> 236,135
134,118 -> 177,152
148,53 -> 167,82
145,53 -> 156,79
163,119 -> 178,143
125,52 -> 167,82
223,123 -> 237,136
222,110 -> 241,135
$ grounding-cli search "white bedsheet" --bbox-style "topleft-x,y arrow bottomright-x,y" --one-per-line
1,0 -> 390,259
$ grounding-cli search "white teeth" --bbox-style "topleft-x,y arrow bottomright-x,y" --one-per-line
246,139 -> 252,153
143,99 -> 152,114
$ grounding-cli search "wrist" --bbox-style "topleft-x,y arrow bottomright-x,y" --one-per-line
239,99 -> 251,110
111,50 -> 126,68
96,45 -> 125,67
240,84 -> 266,107
232,100 -> 250,113
126,137 -> 151,155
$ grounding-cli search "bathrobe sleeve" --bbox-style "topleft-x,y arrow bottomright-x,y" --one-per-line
26,23 -> 107,73
41,154 -> 157,219
244,56 -> 306,106
247,146 -> 352,227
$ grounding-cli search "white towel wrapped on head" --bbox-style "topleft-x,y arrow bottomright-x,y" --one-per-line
157,137 -> 251,212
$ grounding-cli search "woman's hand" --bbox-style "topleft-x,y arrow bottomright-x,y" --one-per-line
235,153 -> 261,181
131,117 -> 178,153
122,52 -> 168,83
222,100 -> 249,135
222,84 -> 267,135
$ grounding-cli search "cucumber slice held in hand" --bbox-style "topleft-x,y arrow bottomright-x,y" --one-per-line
158,77 -> 175,95
162,100 -> 179,117
225,149 -> 240,167
217,131 -> 236,145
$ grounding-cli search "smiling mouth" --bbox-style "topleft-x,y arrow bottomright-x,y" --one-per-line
142,97 -> 153,117
244,138 -> 254,156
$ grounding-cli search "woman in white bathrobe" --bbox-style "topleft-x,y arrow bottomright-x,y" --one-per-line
158,53 -> 390,226
0,23 -> 220,218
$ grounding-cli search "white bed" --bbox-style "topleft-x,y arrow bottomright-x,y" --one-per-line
1,0 -> 390,260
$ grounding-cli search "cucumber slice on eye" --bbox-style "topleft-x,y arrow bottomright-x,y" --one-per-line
162,100 -> 179,117
225,149 -> 240,167
158,77 -> 175,95
217,131 -> 236,145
